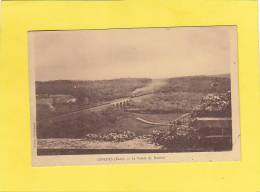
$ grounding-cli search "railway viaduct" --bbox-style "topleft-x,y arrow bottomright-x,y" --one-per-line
112,98 -> 131,109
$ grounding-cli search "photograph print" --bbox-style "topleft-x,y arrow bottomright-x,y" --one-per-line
29,26 -> 240,165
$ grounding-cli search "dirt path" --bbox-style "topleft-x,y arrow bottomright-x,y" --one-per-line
136,117 -> 172,126
38,138 -> 162,150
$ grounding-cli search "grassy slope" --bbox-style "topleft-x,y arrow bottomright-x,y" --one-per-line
36,78 -> 151,103
162,75 -> 230,93
128,75 -> 231,113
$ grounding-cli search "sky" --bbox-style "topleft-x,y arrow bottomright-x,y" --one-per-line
29,26 -> 236,81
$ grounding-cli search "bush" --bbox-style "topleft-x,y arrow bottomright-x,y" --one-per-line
151,125 -> 200,150
192,91 -> 231,117
85,130 -> 136,142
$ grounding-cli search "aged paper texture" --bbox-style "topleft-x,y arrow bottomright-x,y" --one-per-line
28,26 -> 240,166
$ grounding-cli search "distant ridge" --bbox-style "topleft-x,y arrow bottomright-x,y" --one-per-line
36,74 -> 230,83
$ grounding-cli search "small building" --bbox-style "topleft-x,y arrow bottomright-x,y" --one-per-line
37,94 -> 76,105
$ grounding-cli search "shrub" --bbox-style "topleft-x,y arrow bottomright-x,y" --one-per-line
151,125 -> 200,150
192,91 -> 231,117
85,130 -> 136,142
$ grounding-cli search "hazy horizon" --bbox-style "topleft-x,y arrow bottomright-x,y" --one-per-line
29,26 -> 235,81
35,73 -> 230,82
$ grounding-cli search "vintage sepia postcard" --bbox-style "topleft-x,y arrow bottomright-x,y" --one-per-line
28,26 -> 240,166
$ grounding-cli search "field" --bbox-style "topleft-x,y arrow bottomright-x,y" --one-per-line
36,74 -> 231,153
